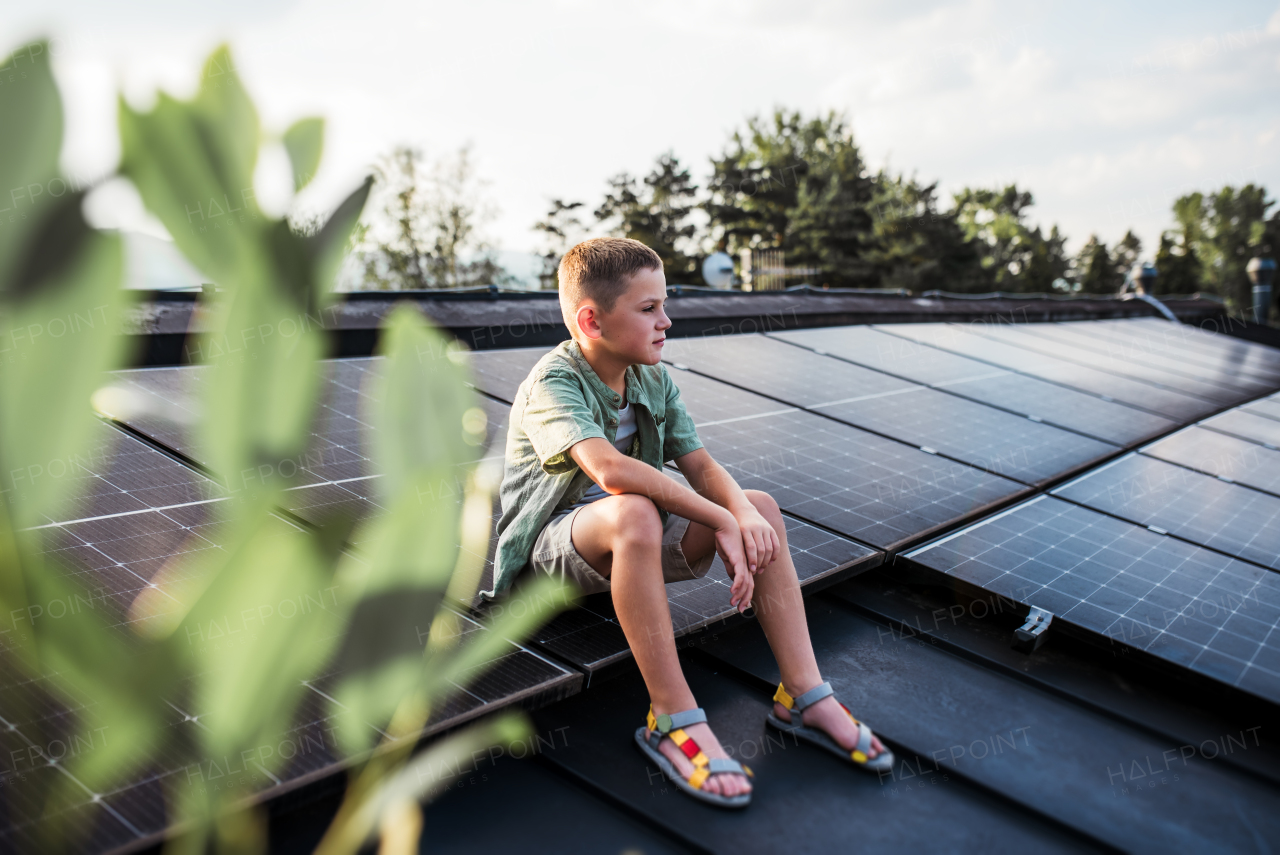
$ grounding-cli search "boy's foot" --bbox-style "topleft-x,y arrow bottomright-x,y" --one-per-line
773,695 -> 888,761
644,720 -> 752,797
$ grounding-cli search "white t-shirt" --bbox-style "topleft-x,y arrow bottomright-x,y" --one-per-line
558,400 -> 637,514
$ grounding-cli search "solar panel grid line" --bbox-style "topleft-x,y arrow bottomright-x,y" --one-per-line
970,323 -> 1247,405
872,323 -> 1219,422
1035,323 -> 1277,395
1060,320 -> 1280,386
904,496 -> 1280,704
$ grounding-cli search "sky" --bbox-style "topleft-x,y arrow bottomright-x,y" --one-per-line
5,0 -> 1279,272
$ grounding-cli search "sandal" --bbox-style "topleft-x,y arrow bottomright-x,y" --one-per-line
634,704 -> 754,809
766,681 -> 894,773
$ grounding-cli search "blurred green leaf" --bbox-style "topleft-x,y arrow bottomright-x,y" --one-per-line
283,117 -> 324,192
117,45 -> 263,287
0,229 -> 128,531
0,39 -> 61,293
181,499 -> 345,760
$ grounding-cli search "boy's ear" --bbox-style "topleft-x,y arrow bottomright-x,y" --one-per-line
576,303 -> 603,340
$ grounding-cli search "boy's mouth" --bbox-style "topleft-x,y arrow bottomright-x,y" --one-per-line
653,338 -> 665,347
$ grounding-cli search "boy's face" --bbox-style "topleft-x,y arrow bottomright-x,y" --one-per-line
581,267 -> 671,365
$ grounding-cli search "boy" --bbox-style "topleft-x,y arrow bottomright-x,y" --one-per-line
493,238 -> 890,806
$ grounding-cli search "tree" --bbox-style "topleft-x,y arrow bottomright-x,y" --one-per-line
594,151 -> 700,282
532,198 -> 587,290
1160,185 -> 1275,311
951,184 -> 1069,292
354,145 -> 512,290
864,172 -> 985,292
706,110 -> 878,288
1070,235 -> 1121,295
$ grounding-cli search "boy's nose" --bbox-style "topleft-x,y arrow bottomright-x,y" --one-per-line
656,311 -> 672,331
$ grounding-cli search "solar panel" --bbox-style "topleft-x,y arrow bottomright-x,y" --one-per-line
660,334 -> 1117,486
768,326 -> 1178,446
814,387 -> 1117,486
662,333 -> 920,405
665,369 -> 1027,548
974,324 -> 1244,406
767,325 -> 1005,385
9,372 -> 580,852
1052,453 -> 1280,572
1245,395 -> 1280,422
1141,426 -> 1280,498
1064,320 -> 1280,386
1095,318 -> 1280,371
905,495 -> 1280,704
935,373 -> 1177,446
875,324 -> 1217,421
1201,409 -> 1280,449
464,345 -> 550,402
1028,323 -> 1275,396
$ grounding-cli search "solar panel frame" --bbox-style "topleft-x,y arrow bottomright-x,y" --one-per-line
874,323 -> 1218,421
905,495 -> 1280,705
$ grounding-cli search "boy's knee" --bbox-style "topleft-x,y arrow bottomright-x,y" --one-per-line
607,494 -> 662,543
745,489 -> 780,518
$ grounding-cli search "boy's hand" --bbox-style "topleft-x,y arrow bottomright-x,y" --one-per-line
732,504 -> 779,575
713,517 -> 754,613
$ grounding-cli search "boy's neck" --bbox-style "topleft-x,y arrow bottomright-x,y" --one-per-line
576,338 -> 630,397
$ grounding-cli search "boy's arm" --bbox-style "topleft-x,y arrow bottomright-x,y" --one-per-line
568,439 -> 756,611
673,447 -> 779,575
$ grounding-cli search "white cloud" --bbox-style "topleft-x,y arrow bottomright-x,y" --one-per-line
4,0 -> 1277,264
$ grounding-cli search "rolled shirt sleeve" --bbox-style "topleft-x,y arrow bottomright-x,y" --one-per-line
660,369 -> 704,462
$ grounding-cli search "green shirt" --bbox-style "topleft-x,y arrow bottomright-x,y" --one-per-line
485,339 -> 704,599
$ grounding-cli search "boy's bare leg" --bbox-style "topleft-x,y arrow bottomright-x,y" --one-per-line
681,490 -> 887,760
571,493 -> 751,797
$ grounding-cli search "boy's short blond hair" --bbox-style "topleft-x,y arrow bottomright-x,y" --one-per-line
558,238 -> 663,335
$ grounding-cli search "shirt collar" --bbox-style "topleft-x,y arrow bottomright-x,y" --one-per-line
564,339 -> 655,411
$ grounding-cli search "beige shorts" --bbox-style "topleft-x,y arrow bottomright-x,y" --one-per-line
528,505 -> 716,596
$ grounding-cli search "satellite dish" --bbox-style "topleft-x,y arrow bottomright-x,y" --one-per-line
702,252 -> 734,289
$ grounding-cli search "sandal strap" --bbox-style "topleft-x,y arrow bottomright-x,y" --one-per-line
773,680 -> 833,713
707,757 -> 751,777
646,705 -> 708,734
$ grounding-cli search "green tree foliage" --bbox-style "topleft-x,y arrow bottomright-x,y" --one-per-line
354,145 -> 512,290
1068,231 -> 1141,295
1,41 -> 570,854
706,110 -> 878,288
532,198 -> 587,290
1159,186 -> 1275,311
594,152 -> 700,282
864,173 -> 984,292
951,184 -> 1069,293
